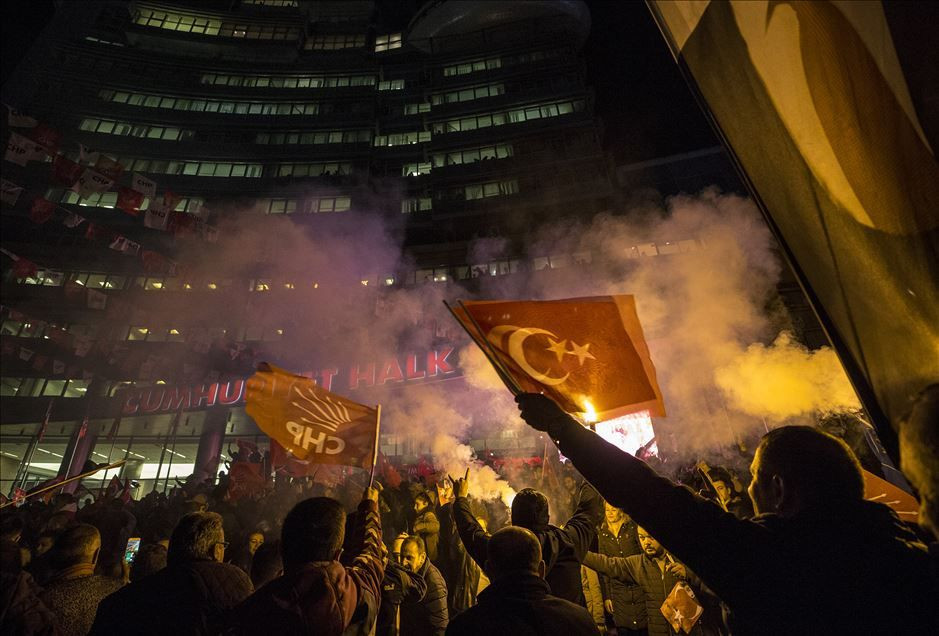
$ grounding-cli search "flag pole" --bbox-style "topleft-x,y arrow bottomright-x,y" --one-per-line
369,404 -> 381,488
1,459 -> 126,509
443,300 -> 522,395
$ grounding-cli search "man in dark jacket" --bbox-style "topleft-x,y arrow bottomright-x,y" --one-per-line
516,394 -> 938,635
376,534 -> 428,636
90,511 -> 252,635
413,493 -> 440,563
40,524 -> 123,636
398,535 -> 448,636
446,526 -> 598,635
453,474 -> 602,605
585,528 -> 720,636
225,488 -> 385,635
597,502 -> 647,634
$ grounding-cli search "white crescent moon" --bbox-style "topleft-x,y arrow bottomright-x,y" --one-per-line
499,326 -> 570,386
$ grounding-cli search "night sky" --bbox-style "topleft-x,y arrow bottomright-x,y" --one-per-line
2,0 -> 717,164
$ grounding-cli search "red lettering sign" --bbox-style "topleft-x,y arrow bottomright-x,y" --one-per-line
349,363 -> 375,390
427,347 -> 454,376
376,358 -> 404,385
406,353 -> 425,380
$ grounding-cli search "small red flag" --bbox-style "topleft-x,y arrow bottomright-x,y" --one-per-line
117,187 -> 144,216
12,257 -> 38,279
28,124 -> 62,154
29,197 -> 56,224
51,155 -> 83,187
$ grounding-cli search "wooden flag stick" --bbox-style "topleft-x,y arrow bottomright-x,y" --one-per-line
369,404 -> 382,488
1,459 -> 127,509
443,300 -> 523,395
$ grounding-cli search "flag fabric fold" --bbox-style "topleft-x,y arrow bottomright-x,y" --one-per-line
452,295 -> 665,420
647,0 -> 939,451
246,363 -> 380,469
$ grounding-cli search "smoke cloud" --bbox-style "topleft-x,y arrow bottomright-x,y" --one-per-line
149,184 -> 860,498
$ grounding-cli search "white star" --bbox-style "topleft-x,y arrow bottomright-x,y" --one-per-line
545,338 -> 569,363
569,341 -> 596,365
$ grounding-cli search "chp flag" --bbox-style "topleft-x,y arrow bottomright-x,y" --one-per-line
647,1 -> 939,459
450,295 -> 665,422
245,363 -> 381,470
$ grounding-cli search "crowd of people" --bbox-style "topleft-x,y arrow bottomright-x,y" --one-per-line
1,387 -> 937,635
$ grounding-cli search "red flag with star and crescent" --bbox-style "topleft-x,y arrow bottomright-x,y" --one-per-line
453,295 -> 665,421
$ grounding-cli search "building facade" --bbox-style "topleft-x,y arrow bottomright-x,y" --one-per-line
2,0 -> 619,496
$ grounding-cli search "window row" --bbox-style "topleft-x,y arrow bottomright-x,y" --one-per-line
431,99 -> 585,134
134,8 -> 301,40
256,129 -> 370,145
378,79 -> 405,91
443,57 -> 502,76
243,0 -> 299,7
99,89 -> 321,115
305,34 -> 366,50
464,179 -> 519,200
0,378 -> 91,398
373,131 -> 431,147
266,196 -> 351,214
275,162 -> 352,177
430,143 -> 513,168
79,117 -> 194,141
374,33 -> 402,52
1,319 -> 69,339
403,103 -> 431,115
431,83 -> 504,106
402,162 -> 432,177
401,197 -> 432,213
105,157 -> 264,178
199,73 -> 375,88
56,189 -> 202,213
438,48 -> 566,79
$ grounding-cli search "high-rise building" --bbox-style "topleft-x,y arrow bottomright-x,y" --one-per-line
1,0 -> 614,495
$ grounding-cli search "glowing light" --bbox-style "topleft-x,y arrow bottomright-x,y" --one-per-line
594,411 -> 656,457
207,283 -> 217,290
581,400 -> 598,424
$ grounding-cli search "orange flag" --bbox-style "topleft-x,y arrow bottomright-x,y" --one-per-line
862,469 -> 919,520
246,363 -> 380,469
453,295 -> 665,421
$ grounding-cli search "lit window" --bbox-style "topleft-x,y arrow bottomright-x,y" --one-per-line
127,327 -> 150,341
374,32 -> 402,52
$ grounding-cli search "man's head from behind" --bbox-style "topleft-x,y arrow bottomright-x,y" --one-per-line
511,488 -> 549,531
51,523 -> 100,571
281,497 -> 345,573
748,426 -> 863,517
168,511 -> 226,566
484,526 -> 544,580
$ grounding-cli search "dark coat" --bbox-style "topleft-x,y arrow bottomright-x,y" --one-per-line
584,552 -> 718,636
596,520 -> 646,630
413,509 -> 440,562
399,559 -> 448,636
445,572 -> 598,636
550,418 -> 939,635
40,573 -> 123,636
454,484 -> 602,605
376,559 -> 427,636
0,570 -> 60,636
225,499 -> 384,636
90,560 -> 252,635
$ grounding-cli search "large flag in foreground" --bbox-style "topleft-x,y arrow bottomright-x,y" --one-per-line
647,1 -> 939,457
452,295 -> 665,421
246,363 -> 379,469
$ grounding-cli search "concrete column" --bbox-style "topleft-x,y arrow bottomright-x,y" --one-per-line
120,459 -> 144,482
193,408 -> 227,484
58,420 -> 99,493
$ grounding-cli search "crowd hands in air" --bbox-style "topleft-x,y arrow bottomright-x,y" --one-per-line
1,387 -> 937,635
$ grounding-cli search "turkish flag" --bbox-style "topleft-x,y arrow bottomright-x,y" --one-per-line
12,257 -> 38,279
116,187 -> 144,215
51,155 -> 83,186
227,462 -> 266,500
246,363 -> 379,469
453,295 -> 665,420
29,197 -> 56,224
